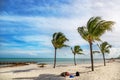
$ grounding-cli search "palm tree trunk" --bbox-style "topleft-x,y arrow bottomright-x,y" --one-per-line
74,54 -> 76,66
89,41 -> 94,71
102,53 -> 106,66
53,48 -> 57,68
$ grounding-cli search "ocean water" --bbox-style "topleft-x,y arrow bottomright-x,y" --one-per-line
0,58 -> 103,64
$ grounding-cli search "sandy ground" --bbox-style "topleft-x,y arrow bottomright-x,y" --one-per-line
0,60 -> 120,80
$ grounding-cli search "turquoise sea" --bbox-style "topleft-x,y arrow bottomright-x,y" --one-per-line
0,58 -> 103,64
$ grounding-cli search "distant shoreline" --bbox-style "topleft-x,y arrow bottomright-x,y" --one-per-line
0,58 -> 104,65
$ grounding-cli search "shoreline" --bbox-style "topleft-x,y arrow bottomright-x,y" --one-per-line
0,58 -> 105,66
0,58 -> 112,68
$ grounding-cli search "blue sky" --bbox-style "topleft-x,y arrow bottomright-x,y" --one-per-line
0,0 -> 120,58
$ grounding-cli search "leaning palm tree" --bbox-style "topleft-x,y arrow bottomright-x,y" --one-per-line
51,32 -> 68,68
97,42 -> 112,66
71,45 -> 83,66
78,16 -> 114,71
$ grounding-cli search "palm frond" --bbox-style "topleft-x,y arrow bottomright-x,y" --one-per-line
51,32 -> 69,49
87,16 -> 101,34
71,47 -> 74,53
92,21 -> 115,37
78,17 -> 114,43
53,32 -> 57,40
78,52 -> 83,55
99,41 -> 112,54
78,26 -> 89,41
71,45 -> 83,55
92,51 -> 100,54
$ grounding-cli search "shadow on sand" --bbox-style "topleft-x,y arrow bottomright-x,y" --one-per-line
34,74 -> 65,80
84,65 -> 103,69
13,77 -> 36,80
80,70 -> 92,74
0,68 -> 38,73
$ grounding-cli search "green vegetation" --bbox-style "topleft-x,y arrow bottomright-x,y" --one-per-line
51,16 -> 115,71
77,16 -> 114,71
97,42 -> 112,66
71,45 -> 83,66
51,32 -> 69,68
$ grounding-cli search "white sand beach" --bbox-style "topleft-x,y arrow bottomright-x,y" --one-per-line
0,60 -> 120,80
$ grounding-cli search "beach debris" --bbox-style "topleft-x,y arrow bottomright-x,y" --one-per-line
37,63 -> 47,67
0,62 -> 35,68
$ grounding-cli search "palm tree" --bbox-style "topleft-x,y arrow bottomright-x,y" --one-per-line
77,16 -> 114,71
51,32 -> 68,68
71,45 -> 83,66
97,42 -> 112,66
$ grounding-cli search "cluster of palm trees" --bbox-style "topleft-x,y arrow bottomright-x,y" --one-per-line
51,16 -> 115,71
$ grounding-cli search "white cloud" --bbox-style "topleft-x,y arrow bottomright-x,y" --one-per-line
0,0 -> 120,58
14,35 -> 52,46
0,48 -> 53,57
107,48 -> 120,58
